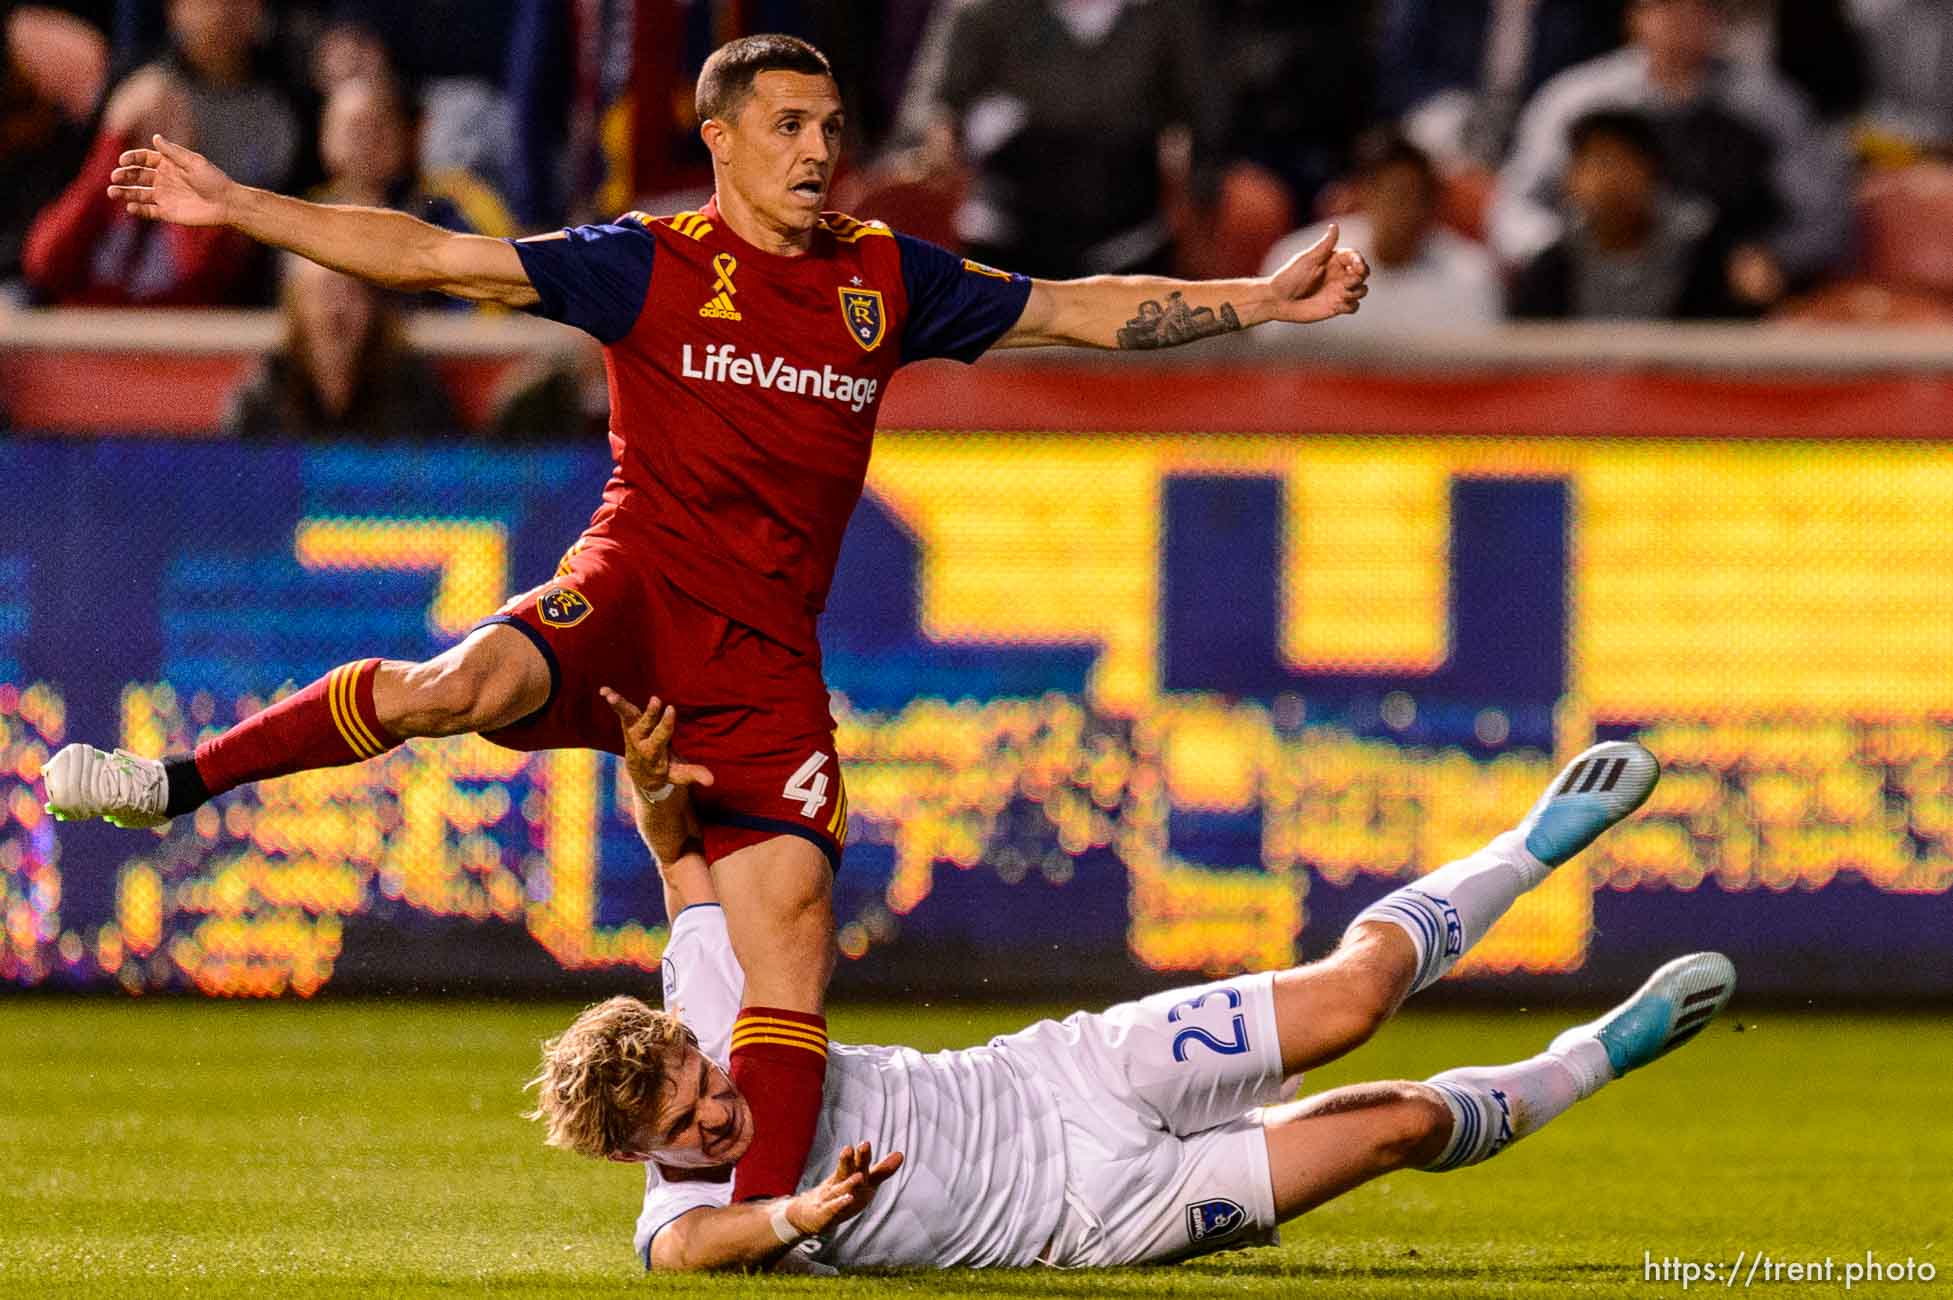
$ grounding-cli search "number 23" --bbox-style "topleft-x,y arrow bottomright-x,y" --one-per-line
1168,986 -> 1249,1062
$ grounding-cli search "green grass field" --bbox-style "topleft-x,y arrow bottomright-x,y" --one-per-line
2,999 -> 1946,1298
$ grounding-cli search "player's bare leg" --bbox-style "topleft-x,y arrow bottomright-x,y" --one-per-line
712,834 -> 836,1014
709,833 -> 836,1203
1259,953 -> 1735,1219
1264,740 -> 1663,1077
369,623 -> 552,736
44,623 -> 550,826
1263,922 -> 1420,1075
1260,1082 -> 1453,1216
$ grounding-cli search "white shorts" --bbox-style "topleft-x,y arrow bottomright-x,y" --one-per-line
992,972 -> 1297,1268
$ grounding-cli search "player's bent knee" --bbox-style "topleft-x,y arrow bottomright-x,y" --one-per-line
1386,1083 -> 1455,1167
1271,950 -> 1405,1074
1291,1080 -> 1449,1169
1321,956 -> 1400,1052
1342,986 -> 1397,1051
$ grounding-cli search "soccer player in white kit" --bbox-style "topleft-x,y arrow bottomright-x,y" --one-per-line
527,693 -> 1736,1273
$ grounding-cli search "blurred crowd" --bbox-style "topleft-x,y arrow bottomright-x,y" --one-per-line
6,0 -> 1953,433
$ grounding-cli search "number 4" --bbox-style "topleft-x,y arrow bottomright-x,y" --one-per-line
784,752 -> 830,818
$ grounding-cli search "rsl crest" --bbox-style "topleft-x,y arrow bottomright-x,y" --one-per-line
838,286 -> 886,351
538,586 -> 593,628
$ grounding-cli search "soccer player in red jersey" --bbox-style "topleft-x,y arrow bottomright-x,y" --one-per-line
47,36 -> 1369,1206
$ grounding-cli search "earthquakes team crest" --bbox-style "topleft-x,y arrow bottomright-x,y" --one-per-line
1185,1198 -> 1246,1243
839,287 -> 886,351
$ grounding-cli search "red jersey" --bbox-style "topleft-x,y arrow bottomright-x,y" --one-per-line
511,196 -> 1031,651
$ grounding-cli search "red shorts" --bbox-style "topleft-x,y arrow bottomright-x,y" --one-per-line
479,536 -> 846,869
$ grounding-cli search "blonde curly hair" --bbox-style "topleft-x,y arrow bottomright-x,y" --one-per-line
526,995 -> 693,1159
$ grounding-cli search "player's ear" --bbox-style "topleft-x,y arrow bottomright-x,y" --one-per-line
700,116 -> 731,164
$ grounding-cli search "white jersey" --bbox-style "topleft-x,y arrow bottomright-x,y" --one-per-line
633,905 -> 1068,1270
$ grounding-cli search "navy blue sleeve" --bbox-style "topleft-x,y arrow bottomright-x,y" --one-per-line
896,233 -> 1033,365
509,219 -> 656,344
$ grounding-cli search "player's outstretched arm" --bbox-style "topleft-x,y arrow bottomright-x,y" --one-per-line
106,134 -> 541,307
604,687 -> 717,916
650,1142 -> 903,1272
995,225 -> 1369,351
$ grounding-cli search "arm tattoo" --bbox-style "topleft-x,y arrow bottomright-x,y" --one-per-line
1115,291 -> 1242,350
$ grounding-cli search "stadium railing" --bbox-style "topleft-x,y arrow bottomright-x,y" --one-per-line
6,307 -> 1953,436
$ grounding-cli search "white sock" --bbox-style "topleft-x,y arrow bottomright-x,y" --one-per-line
1421,1038 -> 1615,1171
1350,830 -> 1548,994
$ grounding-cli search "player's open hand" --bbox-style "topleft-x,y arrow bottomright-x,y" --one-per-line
785,1142 -> 904,1236
107,134 -> 235,227
601,688 -> 716,795
1266,223 -> 1370,324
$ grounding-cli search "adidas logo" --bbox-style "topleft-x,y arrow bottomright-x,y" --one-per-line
1557,754 -> 1629,796
1664,983 -> 1727,1049
700,251 -> 741,321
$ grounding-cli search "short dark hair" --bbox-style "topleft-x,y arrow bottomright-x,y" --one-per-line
1568,109 -> 1665,174
695,34 -> 834,123
1351,127 -> 1437,190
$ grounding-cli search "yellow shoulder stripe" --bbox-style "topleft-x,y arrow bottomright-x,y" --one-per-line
819,211 -> 893,243
659,210 -> 715,240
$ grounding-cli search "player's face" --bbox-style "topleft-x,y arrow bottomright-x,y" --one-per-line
615,1045 -> 753,1170
718,71 -> 845,233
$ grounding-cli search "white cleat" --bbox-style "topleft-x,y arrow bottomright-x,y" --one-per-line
1550,952 -> 1737,1079
42,744 -> 170,829
1518,740 -> 1661,868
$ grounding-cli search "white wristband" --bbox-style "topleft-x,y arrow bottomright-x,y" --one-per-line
642,782 -> 676,803
769,1199 -> 809,1246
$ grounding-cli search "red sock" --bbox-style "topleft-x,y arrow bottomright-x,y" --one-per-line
183,659 -> 399,809
729,1007 -> 829,1201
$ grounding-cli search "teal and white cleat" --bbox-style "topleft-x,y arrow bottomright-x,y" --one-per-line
1519,740 -> 1660,868
1551,952 -> 1737,1078
42,744 -> 170,829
